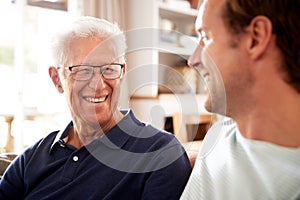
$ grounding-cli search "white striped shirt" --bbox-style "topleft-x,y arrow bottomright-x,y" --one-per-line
181,117 -> 300,200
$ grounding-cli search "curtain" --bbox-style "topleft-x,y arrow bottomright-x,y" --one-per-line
81,0 -> 126,29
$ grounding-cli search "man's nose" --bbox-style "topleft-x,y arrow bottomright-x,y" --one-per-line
188,44 -> 203,68
88,68 -> 106,89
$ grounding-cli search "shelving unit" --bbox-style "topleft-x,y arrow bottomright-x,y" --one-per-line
158,1 -> 200,94
158,1 -> 198,42
125,0 -> 200,97
158,41 -> 196,56
124,0 -> 207,141
158,2 -> 198,19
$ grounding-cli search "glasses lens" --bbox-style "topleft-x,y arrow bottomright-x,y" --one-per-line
101,64 -> 122,79
70,64 -> 123,80
71,66 -> 93,80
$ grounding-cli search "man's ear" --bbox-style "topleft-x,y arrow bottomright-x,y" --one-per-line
246,16 -> 273,60
49,66 -> 64,93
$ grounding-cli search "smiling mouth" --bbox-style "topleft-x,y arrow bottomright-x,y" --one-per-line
84,96 -> 108,103
197,69 -> 209,82
195,67 -> 210,82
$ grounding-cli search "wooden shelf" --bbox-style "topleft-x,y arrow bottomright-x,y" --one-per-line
158,2 -> 198,21
159,41 -> 196,56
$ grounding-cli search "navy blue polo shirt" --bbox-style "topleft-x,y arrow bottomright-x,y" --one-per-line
0,110 -> 192,200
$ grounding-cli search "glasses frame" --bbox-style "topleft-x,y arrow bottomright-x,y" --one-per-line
67,63 -> 125,81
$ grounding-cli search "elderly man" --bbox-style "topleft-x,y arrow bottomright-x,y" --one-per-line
0,16 -> 192,199
180,0 -> 300,199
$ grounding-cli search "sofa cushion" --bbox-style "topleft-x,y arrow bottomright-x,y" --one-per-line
0,153 -> 17,179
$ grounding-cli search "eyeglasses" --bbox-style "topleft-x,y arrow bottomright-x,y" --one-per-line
68,63 -> 124,81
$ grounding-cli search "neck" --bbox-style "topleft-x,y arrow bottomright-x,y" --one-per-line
68,111 -> 124,148
235,85 -> 300,148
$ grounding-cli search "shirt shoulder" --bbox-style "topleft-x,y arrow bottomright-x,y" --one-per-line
15,130 -> 60,164
198,116 -> 236,158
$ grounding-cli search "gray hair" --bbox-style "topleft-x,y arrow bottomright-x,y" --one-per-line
50,16 -> 127,67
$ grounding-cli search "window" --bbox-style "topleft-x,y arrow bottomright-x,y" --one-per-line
0,1 -> 72,152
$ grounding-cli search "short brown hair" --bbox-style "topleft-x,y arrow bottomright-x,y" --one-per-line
221,0 -> 300,92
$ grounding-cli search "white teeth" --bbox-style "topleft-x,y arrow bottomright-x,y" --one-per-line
85,96 -> 106,103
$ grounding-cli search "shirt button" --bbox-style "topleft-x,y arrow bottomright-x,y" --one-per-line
73,156 -> 79,162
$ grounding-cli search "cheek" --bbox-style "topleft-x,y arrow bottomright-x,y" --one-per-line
63,85 -> 75,108
205,43 -> 238,77
111,81 -> 121,101
63,79 -> 84,106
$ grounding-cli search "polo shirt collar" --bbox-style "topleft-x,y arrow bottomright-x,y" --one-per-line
94,109 -> 142,150
49,121 -> 73,153
49,109 -> 141,153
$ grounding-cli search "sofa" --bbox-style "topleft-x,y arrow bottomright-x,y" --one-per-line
0,153 -> 17,179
